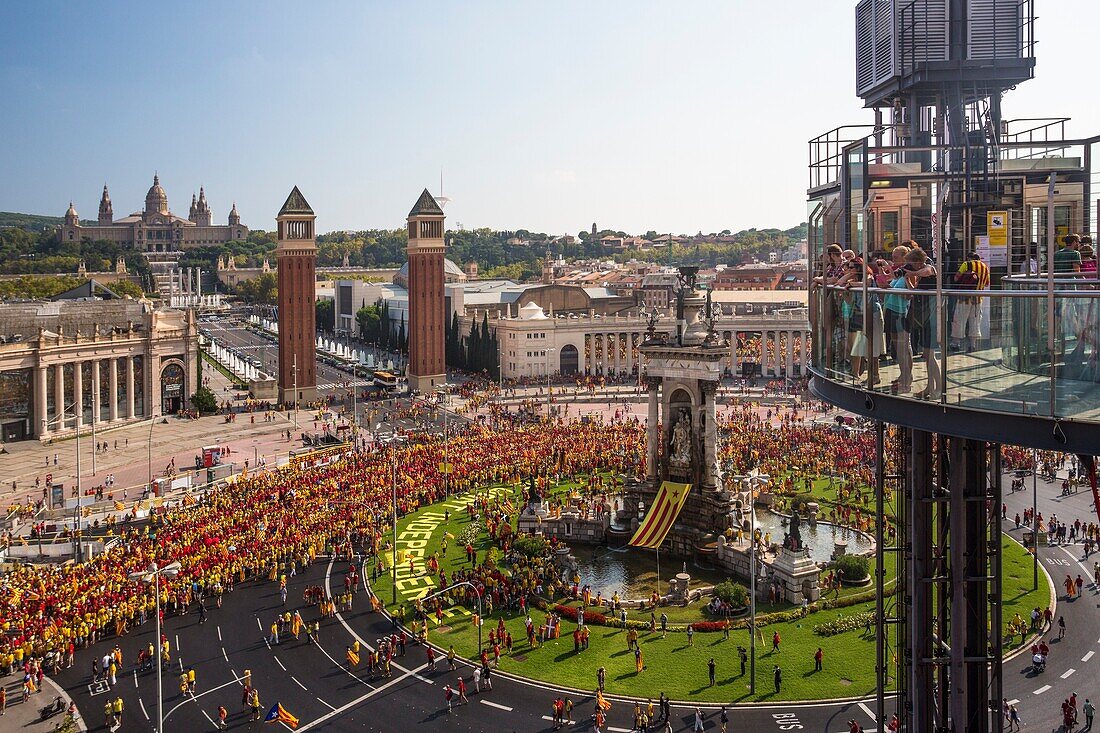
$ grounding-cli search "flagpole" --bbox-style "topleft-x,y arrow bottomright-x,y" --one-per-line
656,546 -> 661,599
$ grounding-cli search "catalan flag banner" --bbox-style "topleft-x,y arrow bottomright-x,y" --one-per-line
596,690 -> 612,711
628,481 -> 692,549
264,703 -> 299,729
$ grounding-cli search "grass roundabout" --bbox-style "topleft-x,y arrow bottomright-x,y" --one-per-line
368,482 -> 1051,703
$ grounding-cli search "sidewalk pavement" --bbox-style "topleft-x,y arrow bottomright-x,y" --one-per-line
0,403 -> 335,512
1,672 -> 86,732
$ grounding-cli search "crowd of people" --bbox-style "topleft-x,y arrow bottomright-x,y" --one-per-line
0,421 -> 642,672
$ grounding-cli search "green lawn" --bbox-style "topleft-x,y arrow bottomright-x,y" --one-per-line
368,486 -> 1049,702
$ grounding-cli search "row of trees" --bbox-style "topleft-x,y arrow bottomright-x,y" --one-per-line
0,227 -> 154,289
446,311 -> 499,377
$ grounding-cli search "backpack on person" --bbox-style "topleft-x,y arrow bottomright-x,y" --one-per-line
955,261 -> 979,289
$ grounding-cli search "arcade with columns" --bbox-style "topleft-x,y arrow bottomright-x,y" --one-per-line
478,304 -> 810,381
0,300 -> 199,442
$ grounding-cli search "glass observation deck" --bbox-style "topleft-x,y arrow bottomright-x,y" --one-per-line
806,117 -> 1100,451
809,274 -> 1100,451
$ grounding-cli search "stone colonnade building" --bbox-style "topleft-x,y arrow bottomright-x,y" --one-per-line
0,299 -> 198,442
465,303 -> 810,380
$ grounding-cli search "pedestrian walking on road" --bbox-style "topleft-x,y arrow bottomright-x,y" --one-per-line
693,707 -> 705,731
1084,698 -> 1095,731
1008,703 -> 1021,731
216,705 -> 228,730
443,684 -> 453,713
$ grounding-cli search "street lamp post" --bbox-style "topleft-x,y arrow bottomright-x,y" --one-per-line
42,403 -> 82,560
129,561 -> 180,733
379,432 -> 407,605
148,412 -> 160,487
545,347 -> 556,419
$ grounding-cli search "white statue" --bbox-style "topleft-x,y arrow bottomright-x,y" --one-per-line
670,408 -> 692,463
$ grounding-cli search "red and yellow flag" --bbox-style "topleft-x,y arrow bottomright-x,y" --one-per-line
628,481 -> 692,549
596,690 -> 612,711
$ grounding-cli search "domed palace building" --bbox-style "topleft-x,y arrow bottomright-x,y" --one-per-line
60,174 -> 248,252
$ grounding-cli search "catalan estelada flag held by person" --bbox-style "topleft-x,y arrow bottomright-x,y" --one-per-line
596,690 -> 613,711
628,481 -> 692,549
264,703 -> 299,728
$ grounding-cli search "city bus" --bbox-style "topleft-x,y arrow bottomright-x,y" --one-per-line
373,370 -> 401,391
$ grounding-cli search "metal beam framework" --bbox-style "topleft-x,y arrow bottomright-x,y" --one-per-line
888,428 -> 1003,732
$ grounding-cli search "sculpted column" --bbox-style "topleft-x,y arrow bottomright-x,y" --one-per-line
702,380 -> 718,489
53,364 -> 65,428
108,359 -> 118,422
646,376 -> 661,481
73,362 -> 83,428
35,365 -> 48,437
126,357 -> 135,418
91,359 -> 101,425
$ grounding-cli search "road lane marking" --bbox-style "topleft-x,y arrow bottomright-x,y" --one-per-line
202,710 -> 216,726
175,635 -> 180,651
316,698 -> 336,711
274,656 -> 286,671
217,625 -> 222,641
291,675 -> 308,690
1084,651 -> 1095,663
324,558 -> 432,684
222,647 -> 229,663
139,698 -> 149,720
1007,699 -> 1019,706
480,699 -> 512,711
859,702 -> 878,721
541,716 -> 577,726
1061,668 -> 1076,679
163,674 -> 245,723
1034,685 -> 1052,695
133,670 -> 138,688
296,668 -> 421,732
256,618 -> 263,631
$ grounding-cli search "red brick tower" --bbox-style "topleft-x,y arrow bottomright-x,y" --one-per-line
276,186 -> 318,405
406,189 -> 447,392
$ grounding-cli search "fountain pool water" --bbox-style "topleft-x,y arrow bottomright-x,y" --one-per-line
749,508 -> 873,563
571,509 -> 872,600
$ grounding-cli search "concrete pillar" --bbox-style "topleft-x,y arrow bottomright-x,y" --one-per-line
126,357 -> 135,419
786,331 -> 795,377
646,377 -> 660,480
759,331 -> 769,377
730,334 -> 739,376
73,362 -> 83,428
53,364 -> 65,429
702,382 -> 718,489
801,331 -> 809,373
109,358 -> 119,422
195,268 -> 202,300
90,359 -> 100,424
35,366 -> 48,437
579,336 -> 586,375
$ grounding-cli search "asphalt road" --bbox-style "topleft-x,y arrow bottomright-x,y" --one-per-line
49,458 -> 1098,732
201,317 -> 395,393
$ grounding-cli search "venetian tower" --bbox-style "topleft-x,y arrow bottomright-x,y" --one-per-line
405,189 -> 447,392
276,186 -> 318,405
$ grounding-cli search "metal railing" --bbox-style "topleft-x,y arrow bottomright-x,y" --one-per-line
810,276 -> 1100,423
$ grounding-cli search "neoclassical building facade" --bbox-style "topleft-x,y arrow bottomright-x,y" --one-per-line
470,302 -> 810,381
0,299 -> 199,442
60,175 -> 248,252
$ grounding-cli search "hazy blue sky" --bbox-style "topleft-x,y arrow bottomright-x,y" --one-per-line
1,1 -> 1096,235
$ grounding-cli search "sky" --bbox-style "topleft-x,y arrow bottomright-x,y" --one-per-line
1,1 -> 1096,236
